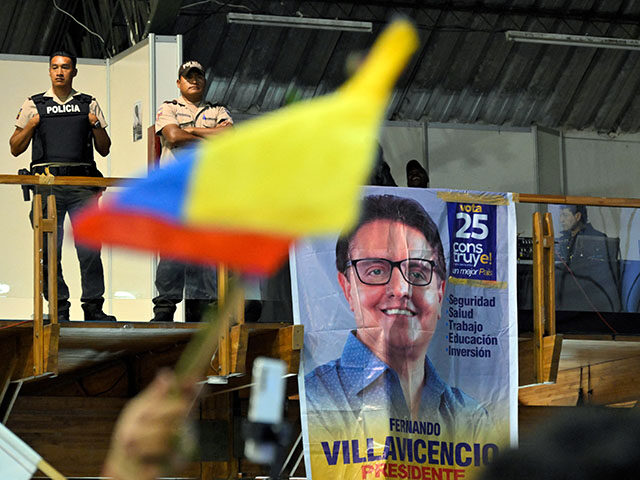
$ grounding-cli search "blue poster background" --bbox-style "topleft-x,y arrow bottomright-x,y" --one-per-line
447,202 -> 497,282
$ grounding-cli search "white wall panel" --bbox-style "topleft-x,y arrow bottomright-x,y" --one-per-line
563,131 -> 640,248
380,122 -> 426,186
429,125 -> 537,235
154,35 -> 181,116
564,132 -> 640,198
106,37 -> 180,321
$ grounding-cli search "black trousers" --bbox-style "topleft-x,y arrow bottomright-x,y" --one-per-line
30,186 -> 106,314
153,257 -> 217,321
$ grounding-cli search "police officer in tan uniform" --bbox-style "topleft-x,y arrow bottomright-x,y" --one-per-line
10,51 -> 115,322
151,60 -> 232,322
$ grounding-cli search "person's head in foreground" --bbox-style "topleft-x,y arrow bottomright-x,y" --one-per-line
558,204 -> 587,235
479,407 -> 640,480
335,194 -> 446,364
406,159 -> 429,188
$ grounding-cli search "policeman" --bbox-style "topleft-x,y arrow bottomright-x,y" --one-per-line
151,60 -> 233,322
10,51 -> 116,322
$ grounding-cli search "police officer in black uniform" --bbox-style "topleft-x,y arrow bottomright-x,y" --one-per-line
10,51 -> 116,322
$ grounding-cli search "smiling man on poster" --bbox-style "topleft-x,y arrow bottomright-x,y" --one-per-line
305,194 -> 490,435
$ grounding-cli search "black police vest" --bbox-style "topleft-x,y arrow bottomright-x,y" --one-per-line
30,93 -> 95,168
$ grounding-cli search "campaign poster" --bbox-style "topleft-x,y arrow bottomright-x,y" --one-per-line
292,187 -> 518,480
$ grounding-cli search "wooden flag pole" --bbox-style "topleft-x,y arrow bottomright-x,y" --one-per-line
174,279 -> 244,382
37,459 -> 67,480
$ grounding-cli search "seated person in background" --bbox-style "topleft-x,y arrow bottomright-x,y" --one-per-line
556,204 -> 606,262
555,204 -> 621,312
406,159 -> 429,188
367,144 -> 397,186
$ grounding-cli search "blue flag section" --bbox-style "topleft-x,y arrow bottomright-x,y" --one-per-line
292,187 -> 518,480
447,203 -> 497,282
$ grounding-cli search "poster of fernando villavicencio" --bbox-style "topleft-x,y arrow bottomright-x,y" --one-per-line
292,186 -> 518,480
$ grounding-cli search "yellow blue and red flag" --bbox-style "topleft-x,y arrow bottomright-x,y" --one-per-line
74,20 -> 419,275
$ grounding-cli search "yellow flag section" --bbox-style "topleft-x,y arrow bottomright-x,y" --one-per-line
185,20 -> 419,237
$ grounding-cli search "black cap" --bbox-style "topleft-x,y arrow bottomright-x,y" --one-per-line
406,159 -> 429,188
178,60 -> 205,78
406,159 -> 426,174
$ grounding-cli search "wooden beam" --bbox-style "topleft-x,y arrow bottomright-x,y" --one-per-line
33,194 -> 44,376
519,354 -> 640,406
532,213 -> 544,382
217,266 -> 231,376
519,335 -> 563,386
12,324 -> 60,382
36,459 -> 67,480
0,174 -> 128,187
542,212 -> 555,336
516,193 -> 640,208
274,325 -> 304,374
230,324 -> 249,374
45,194 -> 58,325
44,324 -> 60,376
4,181 -> 639,207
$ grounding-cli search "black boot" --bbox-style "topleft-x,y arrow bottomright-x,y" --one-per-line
48,300 -> 71,322
150,309 -> 175,322
244,300 -> 262,322
185,299 -> 214,323
58,309 -> 70,322
82,302 -> 117,322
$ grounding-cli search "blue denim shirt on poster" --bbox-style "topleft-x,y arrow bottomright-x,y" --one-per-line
304,331 -> 490,441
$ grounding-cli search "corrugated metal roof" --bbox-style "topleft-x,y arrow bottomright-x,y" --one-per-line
177,0 -> 640,133
3,0 -> 640,133
0,0 -> 148,58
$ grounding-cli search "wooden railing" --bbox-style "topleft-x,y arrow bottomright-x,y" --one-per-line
516,194 -> 640,385
530,212 -> 559,384
0,174 -> 300,382
516,193 -> 640,208
3,174 -> 640,383
0,174 -> 126,188
0,175 -> 131,381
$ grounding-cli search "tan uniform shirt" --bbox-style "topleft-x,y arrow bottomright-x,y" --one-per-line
15,87 -> 107,129
155,95 -> 232,164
